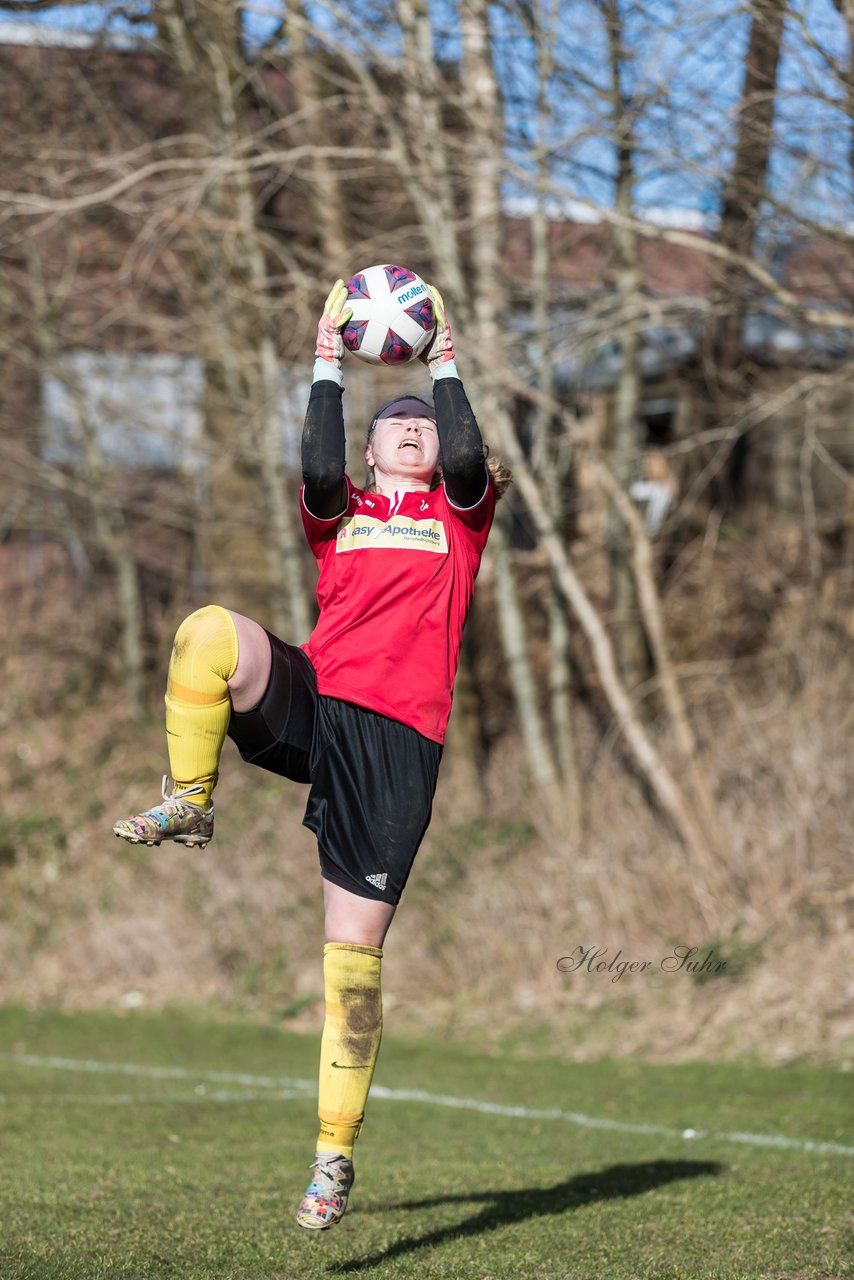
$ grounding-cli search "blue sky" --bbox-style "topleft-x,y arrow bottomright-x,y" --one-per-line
1,0 -> 850,226
493,0 -> 851,224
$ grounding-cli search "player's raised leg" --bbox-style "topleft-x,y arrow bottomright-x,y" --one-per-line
113,606 -> 271,847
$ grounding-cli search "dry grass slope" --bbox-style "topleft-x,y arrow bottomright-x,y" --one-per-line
1,516 -> 852,1065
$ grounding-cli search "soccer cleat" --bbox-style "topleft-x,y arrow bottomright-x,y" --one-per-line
112,776 -> 214,848
295,1154 -> 355,1230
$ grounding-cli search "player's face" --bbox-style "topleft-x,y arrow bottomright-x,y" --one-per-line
365,400 -> 440,487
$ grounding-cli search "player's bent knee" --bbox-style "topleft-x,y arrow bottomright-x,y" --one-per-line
174,604 -> 233,644
225,610 -> 272,712
171,605 -> 239,683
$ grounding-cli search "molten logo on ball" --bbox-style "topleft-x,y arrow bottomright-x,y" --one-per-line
342,264 -> 436,366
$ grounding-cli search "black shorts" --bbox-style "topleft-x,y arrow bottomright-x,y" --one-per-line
226,632 -> 442,905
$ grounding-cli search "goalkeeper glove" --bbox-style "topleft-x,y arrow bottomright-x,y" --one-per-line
314,279 -> 352,384
419,285 -> 458,379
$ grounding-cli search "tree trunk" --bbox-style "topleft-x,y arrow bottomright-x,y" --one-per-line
838,0 -> 854,184
704,0 -> 788,508
489,516 -> 557,787
215,49 -> 310,638
284,0 -> 349,269
396,0 -> 468,307
548,578 -> 582,813
604,0 -> 648,689
64,364 -> 145,711
460,0 -> 560,789
529,0 -> 582,815
486,408 -> 723,917
595,457 -> 729,858
707,0 -> 788,385
154,0 -> 310,634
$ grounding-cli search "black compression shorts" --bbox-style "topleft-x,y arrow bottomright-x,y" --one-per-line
226,632 -> 442,905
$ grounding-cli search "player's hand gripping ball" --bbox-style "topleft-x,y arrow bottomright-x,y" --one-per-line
315,279 -> 353,370
417,285 -> 455,375
341,264 -> 436,366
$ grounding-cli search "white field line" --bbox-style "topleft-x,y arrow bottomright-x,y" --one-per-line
3,1052 -> 853,1158
3,1054 -> 315,1091
0,1090 -> 310,1105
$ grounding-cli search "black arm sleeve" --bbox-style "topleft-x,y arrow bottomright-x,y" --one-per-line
433,376 -> 488,508
301,379 -> 347,519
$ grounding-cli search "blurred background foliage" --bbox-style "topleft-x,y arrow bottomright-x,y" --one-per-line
0,0 -> 851,1062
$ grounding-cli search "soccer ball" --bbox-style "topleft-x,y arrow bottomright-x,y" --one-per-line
342,264 -> 435,366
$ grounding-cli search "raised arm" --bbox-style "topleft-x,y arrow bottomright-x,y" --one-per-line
420,288 -> 488,509
302,281 -> 350,520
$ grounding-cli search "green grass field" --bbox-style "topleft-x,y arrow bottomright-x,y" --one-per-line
0,1007 -> 850,1280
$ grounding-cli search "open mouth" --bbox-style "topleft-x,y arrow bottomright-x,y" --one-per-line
399,440 -> 421,450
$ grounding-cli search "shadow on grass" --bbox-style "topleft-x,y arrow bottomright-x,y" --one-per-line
334,1159 -> 725,1273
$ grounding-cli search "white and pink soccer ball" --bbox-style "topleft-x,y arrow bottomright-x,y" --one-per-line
342,264 -> 436,366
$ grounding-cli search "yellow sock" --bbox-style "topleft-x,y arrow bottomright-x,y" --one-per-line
316,943 -> 383,1158
164,605 -> 238,808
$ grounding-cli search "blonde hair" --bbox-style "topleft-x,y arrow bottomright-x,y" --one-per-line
485,450 -> 512,501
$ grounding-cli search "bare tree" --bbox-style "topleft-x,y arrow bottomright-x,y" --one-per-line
833,0 -> 854,181
282,0 -> 349,268
152,0 -> 311,634
457,0 -> 562,789
527,0 -> 583,812
20,238 -> 146,709
600,0 -> 648,688
705,0 -> 789,405
485,389 -> 725,904
2,0 -> 847,876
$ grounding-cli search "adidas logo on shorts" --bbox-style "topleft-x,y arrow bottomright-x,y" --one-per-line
365,872 -> 388,890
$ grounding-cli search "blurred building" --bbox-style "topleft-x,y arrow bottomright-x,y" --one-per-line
2,21 -> 851,532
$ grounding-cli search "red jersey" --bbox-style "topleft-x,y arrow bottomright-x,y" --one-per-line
300,475 -> 495,743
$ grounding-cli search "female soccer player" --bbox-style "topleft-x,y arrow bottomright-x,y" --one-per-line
113,280 -> 503,1229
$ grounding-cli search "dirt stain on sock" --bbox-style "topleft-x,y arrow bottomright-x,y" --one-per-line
339,984 -> 382,1059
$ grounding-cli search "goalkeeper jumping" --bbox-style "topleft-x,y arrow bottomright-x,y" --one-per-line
113,281 -> 507,1229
